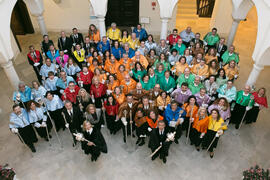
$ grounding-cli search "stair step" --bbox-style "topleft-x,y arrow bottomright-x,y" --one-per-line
177,8 -> 197,14
176,15 -> 198,19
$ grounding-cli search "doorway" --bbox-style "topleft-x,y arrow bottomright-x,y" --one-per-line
105,0 -> 139,27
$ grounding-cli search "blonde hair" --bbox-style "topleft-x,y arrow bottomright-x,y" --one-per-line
78,88 -> 91,102
86,104 -> 96,113
82,120 -> 92,131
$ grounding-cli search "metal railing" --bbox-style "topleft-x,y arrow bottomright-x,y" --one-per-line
196,0 -> 216,17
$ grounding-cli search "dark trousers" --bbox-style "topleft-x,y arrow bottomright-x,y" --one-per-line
18,125 -> 38,147
106,114 -> 121,133
33,120 -> 50,138
189,127 -> 203,147
122,118 -> 135,139
32,65 -> 42,84
231,103 -> 247,126
202,130 -> 219,152
168,125 -> 182,140
151,142 -> 171,160
48,109 -> 65,131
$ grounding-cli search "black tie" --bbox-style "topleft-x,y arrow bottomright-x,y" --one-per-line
78,52 -> 81,57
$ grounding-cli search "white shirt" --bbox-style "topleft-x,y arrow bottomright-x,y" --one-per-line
128,103 -> 133,108
87,128 -> 93,134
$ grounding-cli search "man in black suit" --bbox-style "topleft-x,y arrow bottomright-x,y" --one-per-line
70,28 -> 84,51
83,36 -> 93,57
62,100 -> 84,146
148,120 -> 172,164
216,38 -> 227,64
190,33 -> 204,47
58,31 -> 72,55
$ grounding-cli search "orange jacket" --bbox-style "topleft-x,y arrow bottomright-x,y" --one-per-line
192,115 -> 209,134
146,116 -> 164,129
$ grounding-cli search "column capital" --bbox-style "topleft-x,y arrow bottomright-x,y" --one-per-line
160,17 -> 170,22
232,18 -> 245,23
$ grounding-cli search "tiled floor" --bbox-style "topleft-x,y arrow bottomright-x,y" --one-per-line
0,14 -> 270,180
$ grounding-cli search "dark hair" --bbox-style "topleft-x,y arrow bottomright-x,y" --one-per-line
12,104 -> 20,110
126,93 -> 133,98
217,68 -> 226,79
147,34 -> 154,42
209,75 -> 216,81
158,120 -> 166,126
148,48 -> 156,56
106,95 -> 116,106
26,100 -> 40,111
72,28 -> 78,31
181,82 -> 189,87
186,95 -> 199,107
107,73 -> 116,81
159,53 -> 167,61
89,24 -> 97,34
179,56 -> 187,63
212,28 -> 217,31
43,35 -> 48,39
45,91 -> 54,98
136,108 -> 145,116
121,29 -> 129,38
171,49 -> 178,54
170,100 -> 178,106
134,62 -> 144,73
210,108 -> 221,121
173,29 -> 178,32
48,71 -> 54,77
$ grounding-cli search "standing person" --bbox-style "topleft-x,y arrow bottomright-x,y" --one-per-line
134,108 -> 148,146
159,71 -> 176,94
208,98 -> 231,121
80,121 -> 107,162
128,33 -> 140,50
40,58 -> 59,79
31,80 -> 47,103
203,28 -> 220,50
166,29 -> 181,47
231,85 -> 254,129
120,74 -> 137,94
164,101 -> 186,144
27,45 -> 43,83
190,33 -> 204,48
189,76 -> 204,95
145,35 -> 157,51
194,88 -> 211,107
176,67 -> 195,88
133,24 -> 148,41
9,104 -> 38,152
45,91 -> 65,131
172,39 -> 186,56
58,31 -> 72,55
106,22 -> 121,43
156,39 -> 170,56
56,50 -> 69,69
216,68 -> 228,88
62,81 -> 80,104
246,88 -> 268,124
46,44 -> 60,62
118,94 -> 138,142
13,82 -> 32,107
217,80 -> 237,104
204,75 -> 218,102
182,95 -> 199,134
180,26 -> 195,47
103,95 -> 120,134
85,104 -> 104,131
64,58 -> 81,81
112,86 -> 126,105
189,107 -> 209,151
62,100 -> 84,145
97,36 -> 111,55
73,44 -> 86,69
111,41 -> 124,60
216,38 -> 227,64
120,30 -> 131,45
88,24 -> 100,47
76,88 -> 93,112
156,91 -> 171,115
70,28 -> 84,49
41,35 -> 54,56
146,110 -> 164,135
44,72 -> 59,95
77,66 -> 94,92
27,100 -> 50,141
148,120 -> 172,164
221,45 -> 239,65
56,71 -> 76,94
171,82 -> 192,106
202,109 -> 227,158
90,77 -> 107,108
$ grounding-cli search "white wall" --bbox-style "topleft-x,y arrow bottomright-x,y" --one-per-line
139,0 -> 177,36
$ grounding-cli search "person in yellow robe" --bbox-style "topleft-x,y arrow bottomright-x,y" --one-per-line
223,60 -> 239,80
112,86 -> 126,105
106,22 -> 121,41
104,55 -> 120,75
107,74 -> 119,94
204,48 -> 218,64
120,74 -> 137,94
119,30 -> 131,45
191,59 -> 209,80
93,68 -> 107,84
128,33 -> 140,50
131,51 -> 148,70
171,56 -> 189,77
73,44 -> 85,68
119,53 -> 133,71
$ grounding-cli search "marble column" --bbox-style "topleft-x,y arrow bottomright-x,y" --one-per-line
1,60 -> 20,89
97,16 -> 106,39
160,18 -> 169,40
227,19 -> 242,47
36,14 -> 48,35
246,63 -> 264,86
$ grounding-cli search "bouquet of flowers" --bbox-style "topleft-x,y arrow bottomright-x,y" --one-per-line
0,164 -> 16,180
243,165 -> 270,180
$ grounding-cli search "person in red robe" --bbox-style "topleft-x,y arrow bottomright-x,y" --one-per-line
166,29 -> 181,47
62,81 -> 80,104
27,45 -> 43,83
90,76 -> 107,108
77,66 -> 94,92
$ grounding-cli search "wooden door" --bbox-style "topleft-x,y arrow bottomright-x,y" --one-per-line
105,0 -> 139,27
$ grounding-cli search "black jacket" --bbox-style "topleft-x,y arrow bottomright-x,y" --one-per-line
58,37 -> 72,53
62,106 -> 84,132
148,127 -> 170,150
70,33 -> 84,46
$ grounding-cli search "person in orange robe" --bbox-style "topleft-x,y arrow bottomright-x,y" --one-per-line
87,51 -> 102,64
104,54 -> 120,75
106,74 -> 119,95
93,68 -> 107,84
88,58 -> 102,73
146,110 -> 164,130
182,95 -> 199,135
120,74 -> 137,94
189,107 -> 209,151
191,59 -> 209,80
119,53 -> 133,71
131,51 -> 148,70
223,60 -> 239,80
116,65 -> 129,83
112,86 -> 126,105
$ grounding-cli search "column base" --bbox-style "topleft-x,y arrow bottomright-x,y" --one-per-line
246,63 -> 264,86
1,60 -> 20,89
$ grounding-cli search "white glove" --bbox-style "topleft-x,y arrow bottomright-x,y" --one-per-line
64,50 -> 68,53
11,128 -> 18,134
215,132 -> 220,137
246,106 -> 252,111
43,52 -> 46,56
34,63 -> 40,67
158,106 -> 164,110
34,122 -> 41,128
65,123 -> 69,128
41,121 -> 47,127
121,117 -> 127,126
73,43 -> 76,46
200,133 -> 205,138
217,129 -> 223,136
179,118 -> 184,124
234,74 -> 238,79
202,104 -> 208,108
148,127 -> 152,132
171,69 -> 176,74
60,90 -> 64,94
102,79 -> 105,84
190,118 -> 194,123
211,96 -> 215,101
106,72 -> 110,76
106,90 -> 112,95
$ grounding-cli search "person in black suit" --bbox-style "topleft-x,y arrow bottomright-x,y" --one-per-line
216,38 -> 227,65
80,121 -> 107,161
41,35 -> 54,56
70,28 -> 84,50
148,120 -> 172,164
58,31 -> 72,55
83,36 -> 93,57
190,33 -> 204,47
62,101 -> 84,145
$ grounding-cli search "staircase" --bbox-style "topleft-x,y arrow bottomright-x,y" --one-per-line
176,0 -> 198,20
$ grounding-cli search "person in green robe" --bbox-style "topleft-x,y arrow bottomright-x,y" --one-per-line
216,68 -> 228,88
203,28 -> 220,49
171,39 -> 186,55
188,76 -> 204,95
140,74 -> 154,91
154,64 -> 166,83
176,67 -> 195,87
221,45 -> 239,65
131,62 -> 147,81
153,53 -> 171,71
148,68 -> 157,89
231,85 -> 255,129
159,71 -> 176,93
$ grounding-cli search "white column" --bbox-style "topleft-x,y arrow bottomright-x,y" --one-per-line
227,19 -> 241,47
1,60 -> 20,89
246,63 -> 264,86
36,14 -> 48,35
160,18 -> 169,40
97,16 -> 106,39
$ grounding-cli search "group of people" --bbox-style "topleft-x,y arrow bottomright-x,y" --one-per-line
9,22 -> 268,164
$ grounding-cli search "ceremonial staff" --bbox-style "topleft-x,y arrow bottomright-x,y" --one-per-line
186,105 -> 194,144
206,122 -> 227,153
101,99 -> 107,127
73,132 -> 96,146
123,110 -> 128,141
62,112 -> 76,147
239,95 -> 254,130
130,110 -> 134,139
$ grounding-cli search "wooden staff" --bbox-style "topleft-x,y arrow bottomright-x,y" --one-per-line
206,122 -> 227,152
130,110 -> 133,139
186,105 -> 194,144
239,95 -> 254,129
101,99 -> 107,127
62,112 -> 75,147
124,110 -> 128,141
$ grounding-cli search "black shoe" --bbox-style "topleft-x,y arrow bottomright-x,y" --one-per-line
123,137 -> 126,143
132,134 -> 136,138
49,134 -> 52,138
136,138 -> 141,145
235,124 -> 239,129
196,147 -> 200,151
152,155 -> 158,161
163,157 -> 167,164
30,145 -> 36,153
210,152 -> 214,158
91,156 -> 94,162
138,139 -> 145,146
44,137 -> 49,141
202,147 -> 206,150
174,139 -> 179,144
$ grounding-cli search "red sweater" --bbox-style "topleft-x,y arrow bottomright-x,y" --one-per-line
90,83 -> 107,98
167,34 -> 181,46
252,92 -> 268,108
62,85 -> 80,103
77,71 -> 94,85
104,101 -> 119,116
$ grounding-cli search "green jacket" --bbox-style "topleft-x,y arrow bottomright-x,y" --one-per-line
203,32 -> 220,46
221,51 -> 239,64
176,73 -> 195,87
154,60 -> 171,71
155,69 -> 166,82
172,44 -> 186,55
189,82 -> 204,95
132,69 -> 146,81
235,90 -> 254,106
140,80 -> 153,90
159,76 -> 176,92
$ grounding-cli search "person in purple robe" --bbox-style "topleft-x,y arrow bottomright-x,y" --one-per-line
195,88 -> 210,107
208,97 -> 231,121
171,82 -> 192,106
